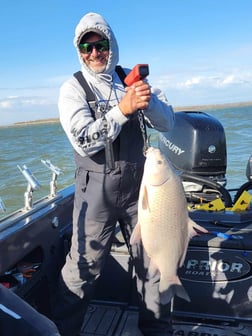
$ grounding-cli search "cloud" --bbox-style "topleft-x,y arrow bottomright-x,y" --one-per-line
0,95 -> 58,125
0,70 -> 69,125
177,71 -> 252,89
0,99 -> 13,109
179,76 -> 203,88
0,95 -> 56,109
150,67 -> 252,106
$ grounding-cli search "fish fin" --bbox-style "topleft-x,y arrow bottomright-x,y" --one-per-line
179,245 -> 189,268
160,277 -> 191,304
142,185 -> 150,211
148,260 -> 159,278
188,218 -> 208,239
160,284 -> 191,304
130,222 -> 142,245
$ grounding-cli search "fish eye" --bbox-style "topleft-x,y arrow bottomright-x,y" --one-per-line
157,159 -> 163,165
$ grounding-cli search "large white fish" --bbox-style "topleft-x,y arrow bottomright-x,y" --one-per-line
130,147 -> 208,304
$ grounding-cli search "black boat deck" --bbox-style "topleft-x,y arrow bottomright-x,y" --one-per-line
81,301 -> 142,335
81,299 -> 252,336
79,240 -> 252,336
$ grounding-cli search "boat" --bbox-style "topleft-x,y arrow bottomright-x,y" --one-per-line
1,110 -> 252,336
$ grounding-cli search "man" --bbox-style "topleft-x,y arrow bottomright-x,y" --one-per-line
54,12 -> 175,336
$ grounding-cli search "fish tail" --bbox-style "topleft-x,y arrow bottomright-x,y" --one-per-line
160,277 -> 191,304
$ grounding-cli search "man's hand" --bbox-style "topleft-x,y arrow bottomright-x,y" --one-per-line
119,80 -> 151,116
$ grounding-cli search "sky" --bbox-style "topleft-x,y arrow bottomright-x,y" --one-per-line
0,0 -> 252,126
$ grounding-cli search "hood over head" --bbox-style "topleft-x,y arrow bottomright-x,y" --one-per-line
73,12 -> 119,78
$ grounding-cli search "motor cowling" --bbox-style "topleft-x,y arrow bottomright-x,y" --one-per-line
158,111 -> 228,204
159,111 -> 227,179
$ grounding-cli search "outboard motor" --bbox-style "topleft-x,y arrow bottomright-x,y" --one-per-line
158,111 -> 229,205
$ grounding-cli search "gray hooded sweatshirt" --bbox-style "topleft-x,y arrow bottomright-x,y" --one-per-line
58,12 -> 174,172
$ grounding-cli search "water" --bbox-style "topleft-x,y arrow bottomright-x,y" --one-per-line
0,122 -> 75,217
0,105 -> 252,217
205,105 -> 252,188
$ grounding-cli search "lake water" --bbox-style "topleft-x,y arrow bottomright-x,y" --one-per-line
0,105 -> 252,217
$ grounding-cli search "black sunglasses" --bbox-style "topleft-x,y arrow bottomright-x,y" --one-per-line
79,39 -> 109,54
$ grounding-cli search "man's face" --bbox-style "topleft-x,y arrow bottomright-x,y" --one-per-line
79,33 -> 109,74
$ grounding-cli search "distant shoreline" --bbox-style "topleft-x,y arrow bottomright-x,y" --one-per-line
13,118 -> 60,126
173,100 -> 252,112
2,100 -> 252,127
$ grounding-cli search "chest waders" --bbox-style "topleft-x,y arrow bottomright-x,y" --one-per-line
74,66 -> 149,166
